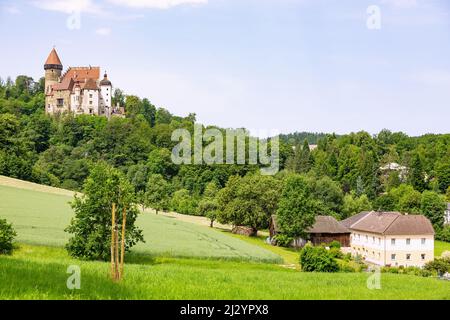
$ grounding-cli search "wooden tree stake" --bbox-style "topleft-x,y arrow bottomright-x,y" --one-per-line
120,207 -> 127,278
111,203 -> 116,280
115,225 -> 119,280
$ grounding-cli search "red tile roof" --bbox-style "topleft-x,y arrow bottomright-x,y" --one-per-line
45,48 -> 62,66
52,77 -> 74,91
82,78 -> 99,90
62,67 -> 100,83
347,211 -> 434,235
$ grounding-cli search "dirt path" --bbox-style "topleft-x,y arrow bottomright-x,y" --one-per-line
144,208 -> 233,230
144,208 -> 270,237
0,175 -> 76,197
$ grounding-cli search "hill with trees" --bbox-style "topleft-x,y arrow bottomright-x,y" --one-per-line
1,74 -> 449,242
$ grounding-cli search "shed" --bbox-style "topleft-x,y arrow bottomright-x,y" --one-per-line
270,215 -> 351,247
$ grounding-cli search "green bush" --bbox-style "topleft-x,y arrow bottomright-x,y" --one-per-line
424,257 -> 450,275
382,265 -> 438,278
381,266 -> 399,274
329,247 -> 343,259
0,218 -> 17,255
299,245 -> 339,272
329,240 -> 341,249
337,259 -> 364,272
436,225 -> 450,242
274,234 -> 293,247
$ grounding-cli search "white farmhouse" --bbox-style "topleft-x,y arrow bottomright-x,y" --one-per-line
342,211 -> 435,267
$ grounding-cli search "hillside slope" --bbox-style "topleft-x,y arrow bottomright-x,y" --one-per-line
0,182 -> 281,263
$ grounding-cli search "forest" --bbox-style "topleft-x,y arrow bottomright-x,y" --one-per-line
1,75 -> 449,242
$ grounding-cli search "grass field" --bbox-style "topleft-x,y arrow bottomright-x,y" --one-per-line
0,185 -> 281,262
1,244 -> 449,300
1,180 -> 450,300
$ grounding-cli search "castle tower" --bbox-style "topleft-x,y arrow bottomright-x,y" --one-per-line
100,72 -> 112,115
44,48 -> 63,96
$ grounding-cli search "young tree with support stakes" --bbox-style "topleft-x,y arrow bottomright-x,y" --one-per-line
65,162 -> 144,272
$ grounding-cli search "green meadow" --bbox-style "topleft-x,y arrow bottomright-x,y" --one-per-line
1,244 -> 449,300
0,183 -> 449,300
0,185 -> 280,262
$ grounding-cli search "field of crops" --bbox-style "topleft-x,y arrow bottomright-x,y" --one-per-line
0,184 -> 281,262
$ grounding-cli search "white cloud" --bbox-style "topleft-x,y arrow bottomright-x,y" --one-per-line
31,0 -> 102,14
107,0 -> 208,9
95,27 -> 112,35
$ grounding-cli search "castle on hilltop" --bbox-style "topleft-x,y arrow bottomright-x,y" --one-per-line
44,48 -> 124,117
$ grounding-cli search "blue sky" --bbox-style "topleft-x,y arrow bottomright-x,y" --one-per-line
1,0 -> 449,136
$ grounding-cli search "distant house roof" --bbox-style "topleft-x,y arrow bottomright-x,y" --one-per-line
379,162 -> 407,171
344,211 -> 434,236
271,215 -> 350,234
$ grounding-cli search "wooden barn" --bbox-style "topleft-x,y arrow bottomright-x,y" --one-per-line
269,215 -> 351,248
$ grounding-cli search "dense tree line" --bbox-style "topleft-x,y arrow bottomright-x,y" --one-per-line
1,75 -> 449,242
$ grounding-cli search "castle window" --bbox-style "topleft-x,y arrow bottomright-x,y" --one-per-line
89,94 -> 93,98
406,238 -> 410,245
406,254 -> 411,260
421,254 -> 426,260
421,238 -> 426,245
57,98 -> 64,106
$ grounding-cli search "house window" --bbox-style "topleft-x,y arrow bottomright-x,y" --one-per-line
365,235 -> 368,241
89,94 -> 93,98
89,101 -> 93,105
406,254 -> 411,260
391,238 -> 396,245
406,238 -> 411,245
372,236 -> 375,242
57,98 -> 64,106
378,238 -> 381,244
391,254 -> 396,260
421,254 -> 426,260
421,238 -> 426,245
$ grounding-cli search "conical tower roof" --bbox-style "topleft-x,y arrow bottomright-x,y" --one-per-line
44,48 -> 63,70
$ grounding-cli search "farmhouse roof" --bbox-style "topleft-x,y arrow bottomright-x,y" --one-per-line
341,211 -> 371,229
271,215 -> 350,234
307,215 -> 350,234
347,211 -> 434,235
